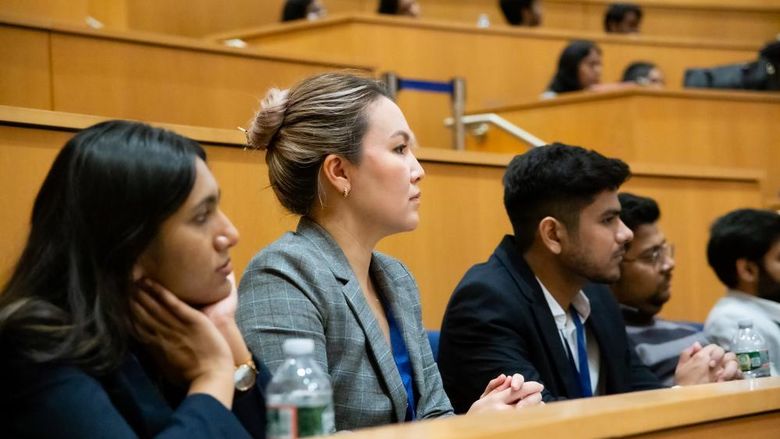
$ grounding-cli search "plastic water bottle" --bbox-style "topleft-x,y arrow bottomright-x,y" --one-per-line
266,338 -> 336,438
731,319 -> 771,378
477,13 -> 491,28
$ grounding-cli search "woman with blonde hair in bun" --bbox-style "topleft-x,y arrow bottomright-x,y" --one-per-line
237,72 -> 543,431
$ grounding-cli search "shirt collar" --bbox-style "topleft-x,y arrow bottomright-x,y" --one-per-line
537,277 -> 591,330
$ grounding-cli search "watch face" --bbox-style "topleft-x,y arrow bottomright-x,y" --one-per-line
234,364 -> 257,392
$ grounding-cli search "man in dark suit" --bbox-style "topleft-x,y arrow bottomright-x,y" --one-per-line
438,143 -> 738,412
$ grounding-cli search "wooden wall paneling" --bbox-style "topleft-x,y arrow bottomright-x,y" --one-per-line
0,16 -> 374,130
3,1 -> 778,41
0,26 -> 52,109
87,0 -> 129,31
49,34 -> 356,129
0,0 -> 90,24
470,89 -> 780,200
228,16 -> 759,149
0,125 -> 69,278
544,1 -> 590,30
547,0 -> 780,42
121,0 -> 275,37
633,6 -> 780,42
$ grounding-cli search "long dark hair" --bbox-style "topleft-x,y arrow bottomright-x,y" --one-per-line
0,120 -> 206,375
547,40 -> 600,94
282,0 -> 312,22
377,0 -> 398,14
500,0 -> 534,25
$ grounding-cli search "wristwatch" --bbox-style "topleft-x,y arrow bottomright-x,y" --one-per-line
234,358 -> 258,392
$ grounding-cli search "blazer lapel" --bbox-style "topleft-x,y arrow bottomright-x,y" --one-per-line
584,288 -> 618,393
371,257 -> 422,417
494,236 -> 582,398
296,218 -> 407,422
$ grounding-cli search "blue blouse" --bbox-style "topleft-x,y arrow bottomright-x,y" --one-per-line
383,302 -> 418,421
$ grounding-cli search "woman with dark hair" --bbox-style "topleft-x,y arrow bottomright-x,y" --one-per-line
281,0 -> 326,22
238,72 -> 543,432
0,120 -> 268,438
500,0 -> 542,27
544,40 -> 603,97
377,0 -> 420,17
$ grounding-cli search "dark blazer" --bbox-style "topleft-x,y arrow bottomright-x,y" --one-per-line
438,235 -> 662,413
237,217 -> 453,431
1,351 -> 271,438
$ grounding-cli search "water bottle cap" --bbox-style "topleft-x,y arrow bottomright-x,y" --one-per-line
283,338 -> 315,356
738,319 -> 754,329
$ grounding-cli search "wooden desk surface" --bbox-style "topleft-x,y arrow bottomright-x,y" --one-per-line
335,377 -> 780,438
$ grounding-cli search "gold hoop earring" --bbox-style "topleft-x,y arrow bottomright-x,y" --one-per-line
343,186 -> 351,198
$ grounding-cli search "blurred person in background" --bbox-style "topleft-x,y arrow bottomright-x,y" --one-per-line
378,0 -> 420,18
282,0 -> 327,22
604,3 -> 642,33
500,0 -> 542,27
622,62 -> 665,88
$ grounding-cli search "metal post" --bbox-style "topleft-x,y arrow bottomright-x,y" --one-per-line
451,77 -> 466,151
381,72 -> 399,102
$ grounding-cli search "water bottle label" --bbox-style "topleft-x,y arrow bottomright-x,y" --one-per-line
267,404 -> 334,438
267,405 -> 297,439
736,350 -> 769,372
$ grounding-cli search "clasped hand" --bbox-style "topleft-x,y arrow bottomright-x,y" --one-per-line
468,373 -> 545,414
674,342 -> 741,385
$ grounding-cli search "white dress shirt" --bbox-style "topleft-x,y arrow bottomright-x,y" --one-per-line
538,278 -> 601,395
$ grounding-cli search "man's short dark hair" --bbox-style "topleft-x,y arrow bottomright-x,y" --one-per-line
707,209 -> 780,288
622,61 -> 655,83
618,192 -> 660,231
604,2 -> 642,31
500,0 -> 534,25
504,143 -> 631,253
282,0 -> 312,22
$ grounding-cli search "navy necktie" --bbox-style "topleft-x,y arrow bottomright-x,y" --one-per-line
570,307 -> 593,397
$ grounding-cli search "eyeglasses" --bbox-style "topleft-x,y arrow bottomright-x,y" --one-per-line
623,243 -> 675,268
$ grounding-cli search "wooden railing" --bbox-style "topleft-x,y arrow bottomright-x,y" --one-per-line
462,87 -> 780,200
0,14 -> 372,132
2,0 -> 778,41
333,377 -> 780,438
207,13 -> 762,149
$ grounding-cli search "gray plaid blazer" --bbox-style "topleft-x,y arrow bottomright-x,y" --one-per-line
237,217 -> 453,430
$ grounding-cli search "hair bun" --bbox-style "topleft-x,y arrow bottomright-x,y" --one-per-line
248,88 -> 290,151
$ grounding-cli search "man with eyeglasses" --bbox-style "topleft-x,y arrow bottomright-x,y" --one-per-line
438,145 -> 740,410
611,193 -> 713,385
